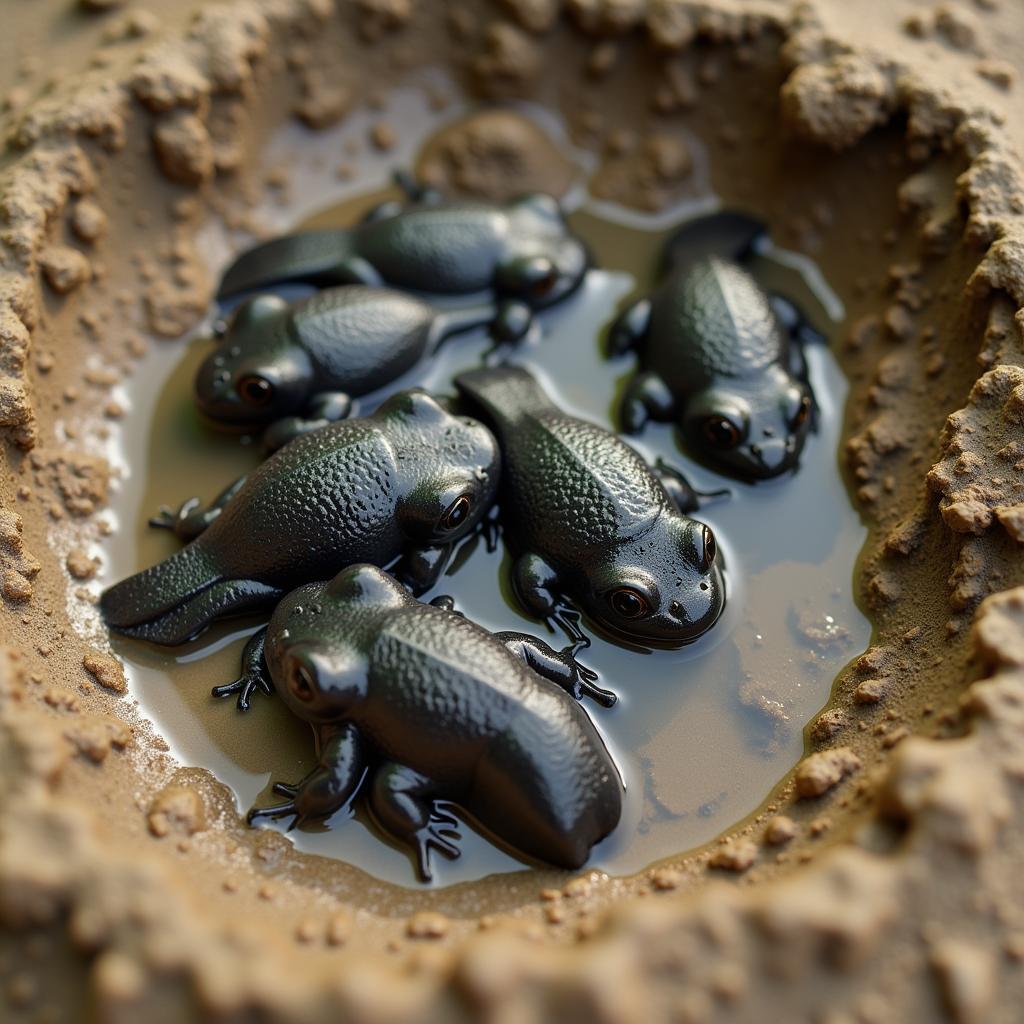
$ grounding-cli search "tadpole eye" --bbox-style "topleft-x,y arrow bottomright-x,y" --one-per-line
702,415 -> 742,450
291,663 -> 315,702
792,394 -> 813,429
236,374 -> 274,406
531,266 -> 559,297
609,588 -> 650,620
520,258 -> 558,298
440,493 -> 472,532
698,524 -> 717,574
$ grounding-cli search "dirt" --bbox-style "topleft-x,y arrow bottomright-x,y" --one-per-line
1,0 -> 1024,1021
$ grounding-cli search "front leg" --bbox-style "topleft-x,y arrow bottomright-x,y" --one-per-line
393,544 -> 452,596
211,627 -> 271,711
620,371 -> 675,434
654,457 -> 729,515
261,391 -> 353,453
332,255 -> 384,288
490,300 -> 534,345
392,169 -> 443,206
428,594 -> 464,617
149,476 -> 247,541
511,552 -> 560,621
607,297 -> 651,357
497,631 -> 616,708
248,721 -> 366,830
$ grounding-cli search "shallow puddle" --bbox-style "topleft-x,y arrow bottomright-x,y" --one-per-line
100,89 -> 871,887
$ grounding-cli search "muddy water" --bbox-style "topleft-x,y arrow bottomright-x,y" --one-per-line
101,95 -> 870,888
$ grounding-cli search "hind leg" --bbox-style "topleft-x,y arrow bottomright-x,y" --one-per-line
770,294 -> 825,351
653,457 -> 729,514
607,298 -> 651,357
369,763 -> 461,882
149,476 -> 247,541
496,631 -> 615,708
249,722 -> 366,829
620,371 -> 675,434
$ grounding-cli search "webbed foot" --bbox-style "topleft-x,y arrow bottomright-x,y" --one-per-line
554,609 -> 617,707
412,814 -> 463,882
563,652 -> 616,708
149,497 -> 205,541
247,790 -> 305,830
149,477 -> 247,540
370,763 -> 458,883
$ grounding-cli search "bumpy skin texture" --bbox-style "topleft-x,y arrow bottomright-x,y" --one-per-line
611,211 -> 817,480
215,194 -> 589,311
455,366 -> 724,648
195,286 -> 501,442
247,565 -> 623,880
100,392 -> 500,646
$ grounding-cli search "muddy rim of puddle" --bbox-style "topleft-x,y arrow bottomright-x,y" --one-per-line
2,1 -> 1024,1021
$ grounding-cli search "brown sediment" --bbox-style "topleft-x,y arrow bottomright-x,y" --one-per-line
1,0 -> 1024,1020
416,107 -> 578,200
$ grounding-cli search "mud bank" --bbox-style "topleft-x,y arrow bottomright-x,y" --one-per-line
2,1 -> 1024,1021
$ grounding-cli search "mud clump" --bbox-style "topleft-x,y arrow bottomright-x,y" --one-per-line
64,715 -> 131,764
928,364 -> 1024,543
781,55 -> 895,151
82,650 -> 127,694
39,245 -> 92,295
795,747 -> 862,798
147,785 -> 206,838
4,0 -> 1024,1019
709,838 -> 758,873
1,509 -> 40,602
591,133 -> 695,212
417,109 -> 577,201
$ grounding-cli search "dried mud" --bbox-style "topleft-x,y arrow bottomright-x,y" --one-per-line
1,1 -> 1024,1021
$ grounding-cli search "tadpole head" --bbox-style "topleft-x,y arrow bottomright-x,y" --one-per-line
582,515 -> 725,648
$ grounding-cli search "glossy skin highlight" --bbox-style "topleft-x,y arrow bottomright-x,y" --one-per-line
243,564 -> 623,881
455,366 -> 725,649
610,212 -> 818,481
100,392 -> 500,647
216,193 -> 590,312
195,286 -> 515,449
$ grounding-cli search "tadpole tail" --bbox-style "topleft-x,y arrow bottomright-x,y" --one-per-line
216,230 -> 355,299
100,542 -> 220,631
454,365 -> 551,432
101,540 -> 280,646
428,302 -> 499,352
661,210 -> 767,275
107,578 -> 281,647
